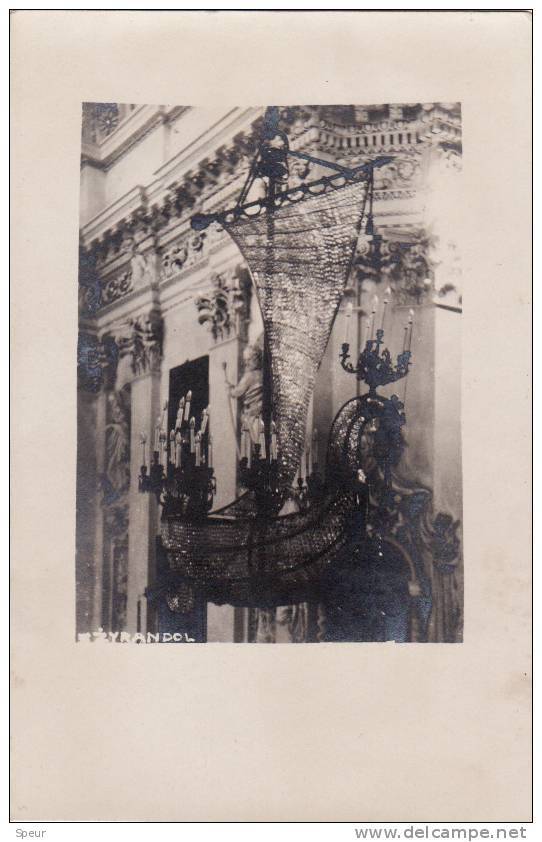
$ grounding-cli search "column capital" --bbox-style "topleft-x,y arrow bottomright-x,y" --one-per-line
195,264 -> 252,344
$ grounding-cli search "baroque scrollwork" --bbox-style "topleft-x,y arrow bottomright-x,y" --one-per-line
353,233 -> 434,305
195,267 -> 251,341
162,242 -> 189,277
161,232 -> 207,279
380,238 -> 433,305
379,472 -> 463,642
101,270 -> 133,306
78,243 -> 102,317
81,103 -> 461,297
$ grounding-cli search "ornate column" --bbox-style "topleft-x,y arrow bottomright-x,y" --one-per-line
116,309 -> 164,635
78,213 -> 166,637
194,263 -> 252,641
76,335 -> 101,635
77,325 -> 128,636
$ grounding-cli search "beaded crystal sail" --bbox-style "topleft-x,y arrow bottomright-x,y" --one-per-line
192,107 -> 392,504
222,180 -> 370,498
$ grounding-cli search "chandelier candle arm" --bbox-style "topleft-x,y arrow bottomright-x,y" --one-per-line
381,287 -> 392,332
363,317 -> 371,349
407,309 -> 414,353
344,301 -> 353,345
189,417 -> 196,453
339,326 -> 411,393
176,397 -> 185,430
183,391 -> 192,422
370,295 -> 378,341
160,400 -> 168,432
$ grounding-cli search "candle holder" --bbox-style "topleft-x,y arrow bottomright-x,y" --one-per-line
239,445 -> 281,514
340,328 -> 411,395
139,452 -> 216,520
138,400 -> 216,520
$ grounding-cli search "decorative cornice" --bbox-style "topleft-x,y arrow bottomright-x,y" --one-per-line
81,103 -> 460,254
79,107 -> 263,251
78,104 -> 462,316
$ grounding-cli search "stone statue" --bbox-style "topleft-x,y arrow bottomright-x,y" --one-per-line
104,389 -> 130,498
228,334 -> 264,444
126,238 -> 148,287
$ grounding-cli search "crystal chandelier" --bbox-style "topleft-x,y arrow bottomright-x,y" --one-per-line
137,106 -> 421,614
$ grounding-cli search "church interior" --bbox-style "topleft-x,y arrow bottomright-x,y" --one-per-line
77,103 -> 463,643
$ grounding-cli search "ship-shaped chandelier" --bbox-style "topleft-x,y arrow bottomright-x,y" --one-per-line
138,106 -> 416,612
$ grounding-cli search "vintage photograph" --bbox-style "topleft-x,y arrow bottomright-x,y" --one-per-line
77,102 -> 463,644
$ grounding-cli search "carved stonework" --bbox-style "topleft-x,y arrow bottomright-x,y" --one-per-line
95,103 -> 120,137
78,243 -> 102,317
103,388 -> 131,505
101,269 -> 133,306
81,102 -> 138,145
77,311 -> 162,395
162,241 -> 189,277
80,230 -> 162,313
81,103 -> 462,287
82,103 -> 119,143
97,236 -> 160,307
126,237 -> 159,289
77,332 -> 119,393
378,469 -> 463,642
352,233 -> 434,306
195,266 -> 252,341
101,385 -> 131,633
380,238 -> 433,305
161,231 -> 207,279
115,312 -> 163,377
78,333 -> 102,393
